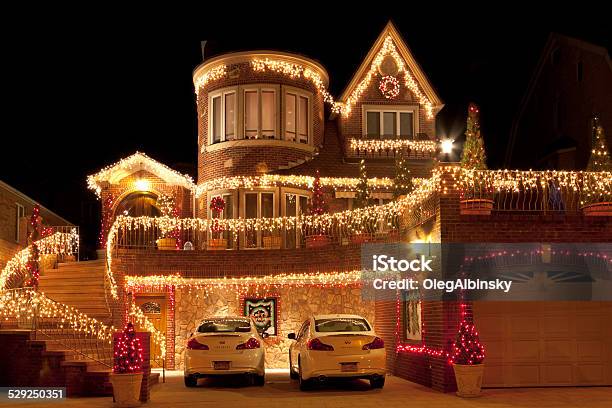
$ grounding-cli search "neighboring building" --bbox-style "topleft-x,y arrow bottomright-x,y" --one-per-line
0,179 -> 73,269
507,33 -> 612,170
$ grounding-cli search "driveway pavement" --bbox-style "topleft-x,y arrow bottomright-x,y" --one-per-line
9,369 -> 612,407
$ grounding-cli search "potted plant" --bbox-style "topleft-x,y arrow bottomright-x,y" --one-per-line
459,103 -> 493,215
451,320 -> 486,398
110,323 -> 144,407
155,194 -> 179,250
207,196 -> 228,250
581,115 -> 612,216
304,170 -> 332,248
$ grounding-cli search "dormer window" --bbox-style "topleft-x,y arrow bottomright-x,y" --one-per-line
363,105 -> 418,139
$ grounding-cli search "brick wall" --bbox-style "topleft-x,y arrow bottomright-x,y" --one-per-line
197,61 -> 325,184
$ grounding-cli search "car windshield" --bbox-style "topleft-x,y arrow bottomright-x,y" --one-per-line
314,318 -> 371,332
197,318 -> 251,333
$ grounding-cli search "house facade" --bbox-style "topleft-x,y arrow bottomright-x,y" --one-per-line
71,23 -> 612,392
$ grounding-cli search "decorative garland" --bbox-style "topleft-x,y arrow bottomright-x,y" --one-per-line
349,139 -> 438,154
379,75 -> 400,99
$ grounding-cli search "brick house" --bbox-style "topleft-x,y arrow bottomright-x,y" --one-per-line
0,179 -> 73,270
7,22 -> 605,394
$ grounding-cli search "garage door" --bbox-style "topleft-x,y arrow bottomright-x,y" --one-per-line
473,301 -> 612,387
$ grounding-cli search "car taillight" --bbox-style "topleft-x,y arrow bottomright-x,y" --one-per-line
362,337 -> 384,350
236,338 -> 260,350
187,338 -> 209,350
307,338 -> 334,351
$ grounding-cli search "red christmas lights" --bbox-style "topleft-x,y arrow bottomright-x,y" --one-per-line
24,205 -> 41,288
450,320 -> 485,365
113,322 -> 144,374
309,170 -> 327,216
98,194 -> 115,248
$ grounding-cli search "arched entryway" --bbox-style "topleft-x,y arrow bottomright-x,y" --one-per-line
114,192 -> 161,218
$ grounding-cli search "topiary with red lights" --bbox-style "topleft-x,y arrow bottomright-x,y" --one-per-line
450,320 -> 485,365
113,322 -> 143,374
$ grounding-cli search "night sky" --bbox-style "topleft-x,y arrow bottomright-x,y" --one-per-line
2,12 -> 609,256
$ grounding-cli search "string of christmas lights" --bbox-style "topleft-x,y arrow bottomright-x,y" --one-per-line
195,175 -> 397,197
0,288 -> 115,342
349,139 -> 438,154
0,232 -> 80,290
87,152 -> 195,198
113,322 -> 144,374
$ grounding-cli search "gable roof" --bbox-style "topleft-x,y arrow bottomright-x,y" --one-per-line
87,152 -> 195,197
337,21 -> 443,117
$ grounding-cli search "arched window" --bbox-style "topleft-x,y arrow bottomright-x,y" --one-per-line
115,192 -> 161,217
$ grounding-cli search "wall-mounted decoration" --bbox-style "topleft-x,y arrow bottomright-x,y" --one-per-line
140,301 -> 162,315
243,297 -> 278,336
403,290 -> 422,341
379,75 -> 400,99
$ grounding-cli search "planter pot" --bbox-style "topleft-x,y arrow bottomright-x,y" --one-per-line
305,234 -> 332,248
581,202 -> 612,216
263,235 -> 282,249
110,372 -> 143,407
460,199 -> 494,215
453,363 -> 485,398
207,238 -> 227,250
156,237 -> 177,250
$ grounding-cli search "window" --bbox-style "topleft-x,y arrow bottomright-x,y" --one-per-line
315,318 -> 371,332
244,88 -> 277,139
364,107 -> 416,139
209,193 -> 234,248
284,90 -> 310,143
210,89 -> 237,144
15,203 -> 24,242
284,193 -> 308,248
244,191 -> 275,248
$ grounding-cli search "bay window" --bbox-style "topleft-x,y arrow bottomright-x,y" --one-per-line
364,106 -> 417,139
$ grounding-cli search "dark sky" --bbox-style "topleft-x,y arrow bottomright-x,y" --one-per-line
2,12 -> 609,255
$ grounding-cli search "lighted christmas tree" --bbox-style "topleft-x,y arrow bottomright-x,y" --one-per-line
450,320 -> 485,365
309,170 -> 327,215
113,322 -> 143,374
586,115 -> 612,172
394,154 -> 413,198
354,159 -> 371,208
460,103 -> 487,170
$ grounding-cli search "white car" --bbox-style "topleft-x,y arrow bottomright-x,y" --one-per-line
288,314 -> 386,390
184,316 -> 265,387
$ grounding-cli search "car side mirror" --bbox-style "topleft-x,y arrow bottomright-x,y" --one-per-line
288,332 -> 296,340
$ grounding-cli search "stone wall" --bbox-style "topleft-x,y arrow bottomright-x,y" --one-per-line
174,286 -> 375,369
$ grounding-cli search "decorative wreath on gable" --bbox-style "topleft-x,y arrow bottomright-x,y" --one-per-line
379,75 -> 400,99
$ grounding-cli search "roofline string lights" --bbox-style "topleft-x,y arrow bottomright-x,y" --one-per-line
192,36 -> 435,118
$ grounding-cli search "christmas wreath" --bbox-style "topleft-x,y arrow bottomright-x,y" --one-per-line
379,75 -> 400,99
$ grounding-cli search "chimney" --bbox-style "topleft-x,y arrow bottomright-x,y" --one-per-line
200,41 -> 208,61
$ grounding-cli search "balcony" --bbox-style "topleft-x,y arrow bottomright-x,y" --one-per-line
346,136 -> 438,160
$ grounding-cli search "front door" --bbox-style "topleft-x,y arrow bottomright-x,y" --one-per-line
135,295 -> 167,367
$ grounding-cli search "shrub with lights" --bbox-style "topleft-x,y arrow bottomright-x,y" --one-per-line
451,320 -> 485,365
113,322 -> 143,374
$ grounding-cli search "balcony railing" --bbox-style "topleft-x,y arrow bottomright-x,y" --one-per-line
456,169 -> 612,213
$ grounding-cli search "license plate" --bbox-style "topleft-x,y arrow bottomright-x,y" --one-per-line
341,363 -> 358,372
214,361 -> 230,370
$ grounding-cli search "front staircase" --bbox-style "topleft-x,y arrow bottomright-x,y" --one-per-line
38,259 -> 110,321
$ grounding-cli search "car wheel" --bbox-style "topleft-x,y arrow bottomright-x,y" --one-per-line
370,376 -> 385,389
253,374 -> 265,386
184,375 -> 197,387
289,352 -> 299,380
298,358 -> 312,391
